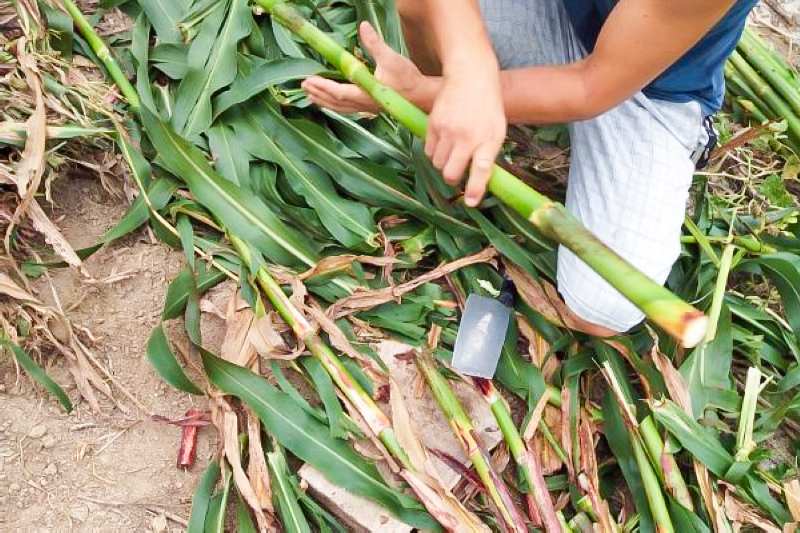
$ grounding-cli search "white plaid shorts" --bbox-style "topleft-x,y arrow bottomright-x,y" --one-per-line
480,0 -> 708,331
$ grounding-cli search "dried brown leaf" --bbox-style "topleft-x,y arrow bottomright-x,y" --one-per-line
28,201 -> 85,271
246,410 -> 275,513
577,413 -> 614,533
328,247 -> 497,319
221,292 -> 291,364
221,406 -> 276,532
0,272 -> 40,303
297,254 -> 398,281
786,480 -> 800,522
305,301 -> 387,385
390,378 -> 490,532
724,490 -> 781,533
504,262 -> 590,334
402,470 -> 491,533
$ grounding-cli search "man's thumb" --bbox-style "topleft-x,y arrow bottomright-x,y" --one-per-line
359,21 -> 389,62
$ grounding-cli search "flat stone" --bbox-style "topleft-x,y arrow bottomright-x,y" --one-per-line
377,340 -> 503,490
41,435 -> 56,449
151,513 -> 168,532
8,483 -> 20,493
69,505 -> 89,523
299,465 -> 413,533
298,341 -> 504,533
43,463 -> 57,476
28,425 -> 47,439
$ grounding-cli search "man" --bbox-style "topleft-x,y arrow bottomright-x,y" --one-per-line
301,0 -> 757,336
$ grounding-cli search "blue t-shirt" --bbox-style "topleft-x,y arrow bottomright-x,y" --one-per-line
562,0 -> 758,116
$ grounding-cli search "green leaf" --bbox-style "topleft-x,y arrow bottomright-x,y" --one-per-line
667,497 -> 711,533
201,350 -> 437,530
680,304 -> 733,418
0,340 -> 72,413
213,58 -> 327,118
739,253 -> 800,338
151,43 -> 190,79
146,325 -> 204,395
302,357 -> 348,439
187,460 -> 220,533
204,469 -> 233,533
207,123 -> 250,187
267,447 -> 312,533
603,390 -> 655,533
236,492 -> 258,533
163,264 -> 227,320
651,399 -> 733,478
467,208 -> 538,277
171,0 -> 252,138
227,105 -> 379,248
136,0 -> 190,44
140,107 -> 321,268
41,2 -> 74,60
98,176 -> 177,244
250,99 -> 476,236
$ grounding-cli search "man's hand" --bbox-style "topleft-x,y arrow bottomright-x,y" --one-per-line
303,21 -> 507,208
425,61 -> 505,207
302,22 -> 429,115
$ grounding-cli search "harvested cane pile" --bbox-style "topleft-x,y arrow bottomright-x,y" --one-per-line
2,0 -> 800,531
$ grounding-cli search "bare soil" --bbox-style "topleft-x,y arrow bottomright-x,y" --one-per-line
0,176 -> 216,532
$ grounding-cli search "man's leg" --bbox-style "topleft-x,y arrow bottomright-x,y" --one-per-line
399,0 -> 704,332
558,97 -> 703,332
476,0 -> 705,333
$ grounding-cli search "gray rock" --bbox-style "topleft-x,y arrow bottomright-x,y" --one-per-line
151,514 -> 168,532
28,425 -> 47,439
68,505 -> 89,523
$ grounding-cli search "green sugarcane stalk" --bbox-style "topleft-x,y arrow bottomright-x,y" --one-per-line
729,51 -> 800,148
474,378 -> 564,532
230,235 -> 412,469
725,62 -> 778,118
602,362 -> 675,533
639,416 -> 694,512
738,28 -> 800,117
736,98 -> 770,125
252,0 -> 708,349
415,351 -> 528,533
58,0 -> 140,112
632,438 -> 674,533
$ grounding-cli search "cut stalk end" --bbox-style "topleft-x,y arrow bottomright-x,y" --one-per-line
681,314 -> 709,349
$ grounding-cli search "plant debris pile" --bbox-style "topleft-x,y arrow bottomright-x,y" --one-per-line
1,0 -> 800,531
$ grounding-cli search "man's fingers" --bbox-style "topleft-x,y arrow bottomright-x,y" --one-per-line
464,145 -> 499,207
302,77 -> 378,113
359,21 -> 391,64
430,137 -> 454,175
440,146 -> 471,188
424,129 -> 438,160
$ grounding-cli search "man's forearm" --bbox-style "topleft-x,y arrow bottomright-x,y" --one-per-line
406,64 -> 595,125
422,0 -> 498,77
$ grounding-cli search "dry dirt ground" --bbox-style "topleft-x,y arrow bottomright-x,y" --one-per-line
0,176 -> 216,532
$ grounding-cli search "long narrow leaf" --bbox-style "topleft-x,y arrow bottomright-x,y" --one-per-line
0,340 -> 72,413
146,325 -> 204,395
171,0 -> 251,138
187,460 -> 221,533
268,448 -> 312,533
140,107 -> 321,268
201,350 -> 437,530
